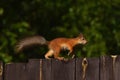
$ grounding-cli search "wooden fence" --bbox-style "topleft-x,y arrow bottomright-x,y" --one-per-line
0,55 -> 120,80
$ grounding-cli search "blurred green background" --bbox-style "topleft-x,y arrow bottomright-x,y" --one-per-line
1,0 -> 120,63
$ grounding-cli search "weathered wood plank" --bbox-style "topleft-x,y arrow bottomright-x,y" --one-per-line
27,59 -> 40,80
3,56 -> 120,80
4,59 -> 40,80
42,59 -> 52,80
75,58 -> 83,80
112,55 -> 120,80
0,62 -> 3,80
51,59 -> 75,80
4,63 -> 27,80
76,57 -> 99,80
100,56 -> 113,80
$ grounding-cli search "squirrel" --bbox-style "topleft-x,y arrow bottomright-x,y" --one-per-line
16,33 -> 87,60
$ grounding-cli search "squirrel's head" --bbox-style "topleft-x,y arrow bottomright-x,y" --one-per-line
76,33 -> 87,45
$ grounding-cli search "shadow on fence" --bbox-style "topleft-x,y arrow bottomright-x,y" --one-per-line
0,55 -> 120,80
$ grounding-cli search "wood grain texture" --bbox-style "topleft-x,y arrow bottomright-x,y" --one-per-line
2,56 -> 120,80
4,59 -> 40,80
51,59 -> 75,80
76,58 -> 99,80
0,62 -> 3,80
42,59 -> 52,80
100,56 -> 113,80
100,55 -> 120,80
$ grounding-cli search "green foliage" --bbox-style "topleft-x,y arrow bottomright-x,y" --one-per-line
1,0 -> 120,63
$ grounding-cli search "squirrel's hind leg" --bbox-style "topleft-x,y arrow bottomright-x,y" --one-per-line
45,49 -> 54,59
54,49 -> 65,60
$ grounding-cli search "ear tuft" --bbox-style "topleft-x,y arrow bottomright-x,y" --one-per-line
79,33 -> 83,37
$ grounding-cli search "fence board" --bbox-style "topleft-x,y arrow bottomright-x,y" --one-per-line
112,55 -> 120,80
4,60 -> 40,80
100,56 -> 113,80
5,63 -> 27,80
75,58 -> 83,80
42,59 -> 52,80
27,59 -> 40,80
76,58 -> 99,80
3,56 -> 120,80
0,62 -> 3,80
51,59 -> 75,80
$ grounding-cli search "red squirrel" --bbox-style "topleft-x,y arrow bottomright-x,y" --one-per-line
16,33 -> 87,60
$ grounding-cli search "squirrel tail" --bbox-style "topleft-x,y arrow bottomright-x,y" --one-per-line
15,36 -> 48,52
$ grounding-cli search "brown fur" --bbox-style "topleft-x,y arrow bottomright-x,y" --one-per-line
16,34 -> 87,60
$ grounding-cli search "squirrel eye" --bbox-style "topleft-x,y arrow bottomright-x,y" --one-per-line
82,38 -> 84,40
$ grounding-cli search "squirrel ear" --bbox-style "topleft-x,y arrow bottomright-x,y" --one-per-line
79,33 -> 83,37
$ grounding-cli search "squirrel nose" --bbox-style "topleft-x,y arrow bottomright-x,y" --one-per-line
85,40 -> 87,44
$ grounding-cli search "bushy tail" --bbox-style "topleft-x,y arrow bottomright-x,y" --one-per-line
15,36 -> 48,52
